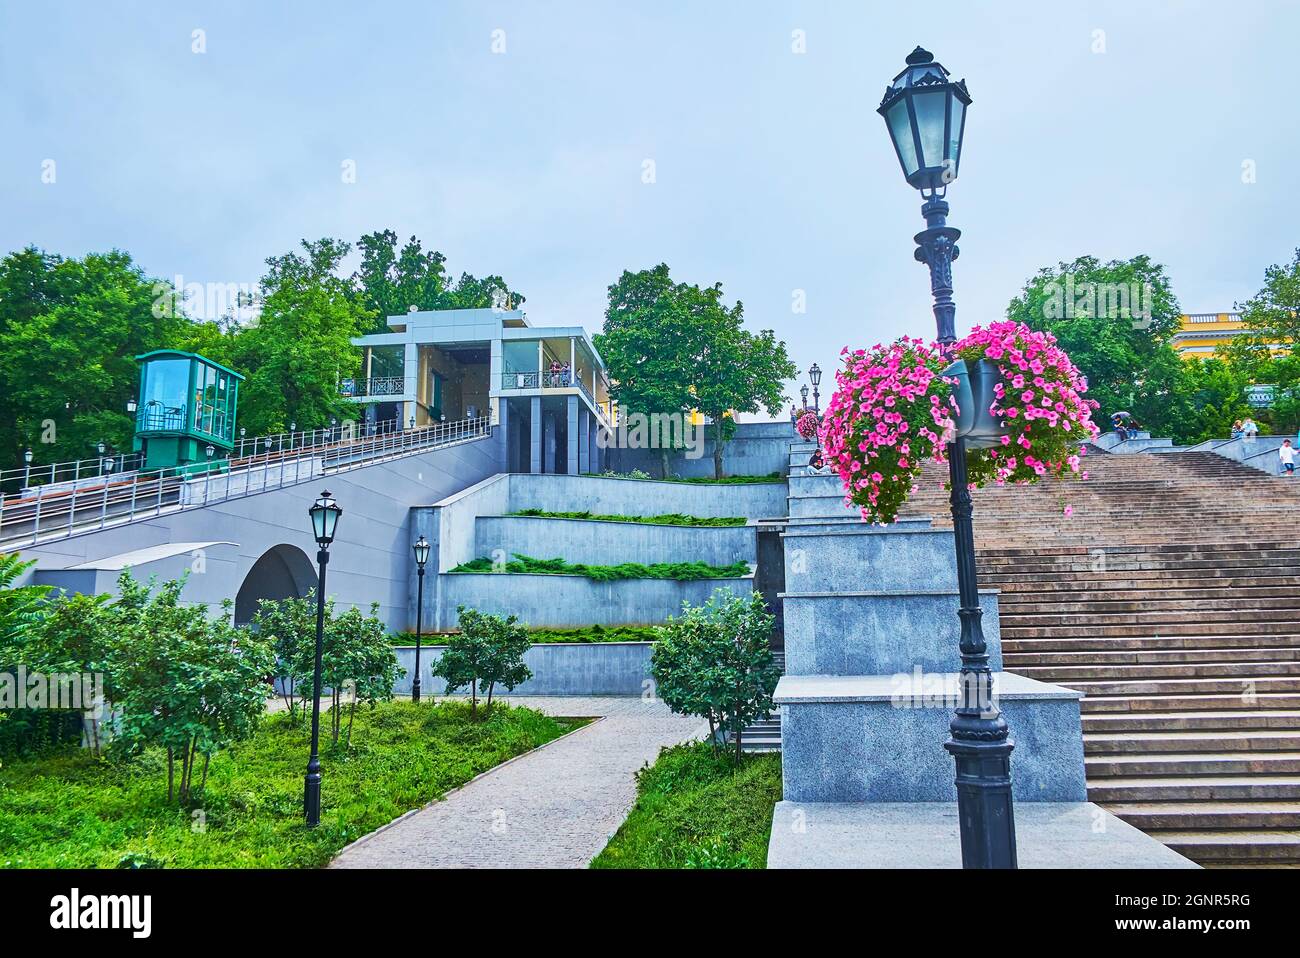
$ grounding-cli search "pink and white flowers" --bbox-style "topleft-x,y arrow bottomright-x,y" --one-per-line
818,322 -> 1100,524
795,409 -> 820,441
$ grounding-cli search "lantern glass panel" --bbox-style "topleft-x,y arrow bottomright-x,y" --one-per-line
886,99 -> 919,176
913,91 -> 948,170
948,97 -> 965,169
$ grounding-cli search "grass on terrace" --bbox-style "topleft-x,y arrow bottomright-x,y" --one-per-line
583,471 -> 784,484
510,509 -> 746,527
591,741 -> 781,869
449,554 -> 751,581
395,623 -> 663,645
0,700 -> 584,869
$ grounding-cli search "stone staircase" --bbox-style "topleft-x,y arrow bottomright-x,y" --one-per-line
900,446 -> 1300,866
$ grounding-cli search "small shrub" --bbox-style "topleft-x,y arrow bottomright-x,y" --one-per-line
432,607 -> 533,718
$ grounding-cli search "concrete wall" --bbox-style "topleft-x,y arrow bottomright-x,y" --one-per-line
474,515 -> 756,567
507,472 -> 787,519
607,420 -> 797,479
435,573 -> 753,629
394,641 -> 654,696
19,431 -> 505,632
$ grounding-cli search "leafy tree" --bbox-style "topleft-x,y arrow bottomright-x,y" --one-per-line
596,265 -> 796,479
432,607 -> 533,718
323,602 -> 402,746
1233,248 -> 1300,356
232,238 -> 371,435
251,593 -> 317,720
0,247 -> 186,466
651,590 -> 780,761
352,230 -> 525,333
1007,254 -> 1189,438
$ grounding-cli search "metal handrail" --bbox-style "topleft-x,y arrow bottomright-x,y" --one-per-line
0,414 -> 493,550
339,376 -> 405,398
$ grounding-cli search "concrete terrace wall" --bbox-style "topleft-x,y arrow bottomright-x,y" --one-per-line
507,472 -> 788,519
21,430 -> 505,631
435,573 -> 752,629
394,642 -> 653,696
606,420 -> 797,479
474,515 -> 755,568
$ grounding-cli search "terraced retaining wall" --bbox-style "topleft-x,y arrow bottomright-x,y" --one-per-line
394,641 -> 655,696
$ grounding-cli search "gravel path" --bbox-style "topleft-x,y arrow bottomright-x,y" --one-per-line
329,696 -> 706,869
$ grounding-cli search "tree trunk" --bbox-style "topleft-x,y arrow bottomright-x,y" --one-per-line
660,447 -> 671,480
199,754 -> 211,794
471,679 -> 478,719
346,698 -> 356,746
713,417 -> 725,479
485,680 -> 495,712
167,746 -> 174,803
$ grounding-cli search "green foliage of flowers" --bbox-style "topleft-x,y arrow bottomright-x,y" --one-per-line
590,741 -> 781,869
510,508 -> 745,527
449,554 -> 751,581
0,700 -> 582,869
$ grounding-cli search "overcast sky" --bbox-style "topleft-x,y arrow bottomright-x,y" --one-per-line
2,1 -> 1296,416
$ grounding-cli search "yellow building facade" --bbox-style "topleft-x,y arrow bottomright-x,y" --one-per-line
1171,313 -> 1247,358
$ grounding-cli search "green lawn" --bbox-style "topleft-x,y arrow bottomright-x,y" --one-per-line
0,700 -> 584,869
591,741 -> 781,868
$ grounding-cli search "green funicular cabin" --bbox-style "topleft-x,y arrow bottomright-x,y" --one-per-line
133,350 -> 244,475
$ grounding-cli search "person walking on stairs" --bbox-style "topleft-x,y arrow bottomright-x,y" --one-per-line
1280,439 -> 1295,477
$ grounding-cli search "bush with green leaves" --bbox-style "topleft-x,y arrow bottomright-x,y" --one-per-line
450,553 -> 750,581
650,590 -> 780,760
433,607 -> 533,718
0,553 -> 50,657
256,593 -> 401,746
108,573 -> 276,803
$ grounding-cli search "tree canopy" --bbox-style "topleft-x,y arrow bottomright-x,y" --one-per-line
596,264 -> 796,478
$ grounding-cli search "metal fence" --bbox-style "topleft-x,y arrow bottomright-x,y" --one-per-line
0,415 -> 492,550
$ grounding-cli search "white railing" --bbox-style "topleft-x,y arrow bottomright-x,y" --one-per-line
0,415 -> 492,550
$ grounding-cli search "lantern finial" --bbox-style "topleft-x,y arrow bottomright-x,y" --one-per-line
906,46 -> 933,65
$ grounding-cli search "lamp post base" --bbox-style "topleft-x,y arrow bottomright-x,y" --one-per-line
411,679 -> 421,704
944,737 -> 1018,868
304,767 -> 321,827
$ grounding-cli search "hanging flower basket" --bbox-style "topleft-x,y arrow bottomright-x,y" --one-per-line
795,410 -> 820,441
819,322 -> 1100,524
941,357 -> 1008,449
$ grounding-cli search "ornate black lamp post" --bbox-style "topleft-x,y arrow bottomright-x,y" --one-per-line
878,47 -> 1017,869
304,489 -> 342,827
808,363 -> 822,414
799,383 -> 809,411
411,535 -> 430,702
22,448 -> 32,488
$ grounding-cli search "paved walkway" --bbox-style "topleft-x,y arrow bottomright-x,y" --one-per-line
329,696 -> 707,869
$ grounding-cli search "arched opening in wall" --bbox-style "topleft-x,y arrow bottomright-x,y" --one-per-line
234,544 -> 318,625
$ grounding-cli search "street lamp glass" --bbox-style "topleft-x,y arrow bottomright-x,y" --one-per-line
808,363 -> 822,387
309,490 -> 342,546
412,535 -> 431,567
877,47 -> 971,193
800,384 -> 809,404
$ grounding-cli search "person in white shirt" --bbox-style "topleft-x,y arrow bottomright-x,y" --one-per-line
1280,439 -> 1295,477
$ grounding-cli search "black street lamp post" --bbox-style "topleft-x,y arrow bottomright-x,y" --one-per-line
411,535 -> 430,702
878,47 -> 1017,869
305,489 -> 342,827
808,363 -> 822,414
799,383 -> 809,411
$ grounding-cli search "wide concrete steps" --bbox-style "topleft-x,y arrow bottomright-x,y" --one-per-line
1088,775 -> 1300,803
1015,660 -> 1300,681
1086,730 -> 1300,754
1085,751 -> 1300,778
1150,830 -> 1300,864
1105,801 -> 1300,830
1082,710 -> 1300,733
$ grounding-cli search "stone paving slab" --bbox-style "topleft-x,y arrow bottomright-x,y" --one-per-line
329,696 -> 706,869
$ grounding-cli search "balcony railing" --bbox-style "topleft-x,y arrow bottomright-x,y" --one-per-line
340,376 -> 405,398
502,371 -> 541,389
